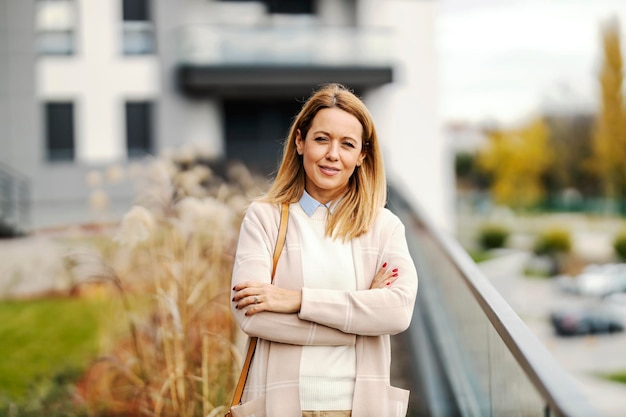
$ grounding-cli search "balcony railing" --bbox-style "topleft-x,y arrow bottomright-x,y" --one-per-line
0,162 -> 30,236
388,186 -> 603,417
176,25 -> 393,67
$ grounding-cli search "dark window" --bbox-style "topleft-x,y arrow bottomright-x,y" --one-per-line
126,101 -> 153,158
265,0 -> 313,14
219,0 -> 314,14
123,0 -> 150,21
45,102 -> 75,161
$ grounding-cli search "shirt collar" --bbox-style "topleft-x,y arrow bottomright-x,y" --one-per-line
299,190 -> 338,217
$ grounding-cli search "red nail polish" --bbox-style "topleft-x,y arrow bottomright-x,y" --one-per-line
392,268 -> 398,273
382,262 -> 387,268
392,273 -> 398,277
386,282 -> 391,286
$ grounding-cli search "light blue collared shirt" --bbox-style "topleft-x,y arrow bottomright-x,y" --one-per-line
299,190 -> 338,217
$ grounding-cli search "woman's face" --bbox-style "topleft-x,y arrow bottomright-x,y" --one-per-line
295,107 -> 365,204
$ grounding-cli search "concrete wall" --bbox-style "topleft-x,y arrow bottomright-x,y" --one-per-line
359,0 -> 454,232
0,0 -> 37,173
154,0 -> 224,159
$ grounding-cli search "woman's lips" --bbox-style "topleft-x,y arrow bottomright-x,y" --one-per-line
319,165 -> 339,176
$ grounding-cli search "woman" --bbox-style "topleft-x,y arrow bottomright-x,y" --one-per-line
231,83 -> 418,417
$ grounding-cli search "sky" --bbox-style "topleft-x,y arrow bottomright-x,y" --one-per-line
436,0 -> 626,126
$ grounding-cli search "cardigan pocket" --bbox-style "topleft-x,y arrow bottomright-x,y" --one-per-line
230,395 -> 266,417
386,385 -> 409,417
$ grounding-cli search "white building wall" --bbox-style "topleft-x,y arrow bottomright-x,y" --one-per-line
359,0 -> 454,232
154,0 -> 226,159
37,0 -> 160,163
179,99 -> 224,158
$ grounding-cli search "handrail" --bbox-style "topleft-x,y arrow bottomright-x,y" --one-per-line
388,185 -> 603,417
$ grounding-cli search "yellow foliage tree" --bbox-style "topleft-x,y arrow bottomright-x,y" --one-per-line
477,118 -> 553,209
589,18 -> 626,201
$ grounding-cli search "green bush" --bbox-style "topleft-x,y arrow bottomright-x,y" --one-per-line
533,228 -> 572,256
477,223 -> 510,250
613,229 -> 626,260
603,370 -> 626,385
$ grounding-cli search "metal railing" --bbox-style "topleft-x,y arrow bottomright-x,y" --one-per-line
388,186 -> 603,417
0,162 -> 30,235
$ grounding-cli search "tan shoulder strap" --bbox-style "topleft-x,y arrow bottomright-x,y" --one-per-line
228,203 -> 289,412
272,202 -> 289,282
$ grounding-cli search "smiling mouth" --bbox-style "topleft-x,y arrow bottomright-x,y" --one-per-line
319,165 -> 340,175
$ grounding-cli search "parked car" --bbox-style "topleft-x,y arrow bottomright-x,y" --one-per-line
550,305 -> 624,336
602,292 -> 626,319
573,263 -> 626,297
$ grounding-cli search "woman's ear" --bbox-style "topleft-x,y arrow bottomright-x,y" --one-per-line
357,153 -> 366,167
295,130 -> 304,155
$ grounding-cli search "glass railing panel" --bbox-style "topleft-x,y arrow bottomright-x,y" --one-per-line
487,323 -> 545,416
388,188 -> 602,417
176,25 -> 393,66
36,30 -> 75,56
122,21 -> 156,55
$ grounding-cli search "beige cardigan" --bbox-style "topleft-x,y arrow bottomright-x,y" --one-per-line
230,201 -> 418,417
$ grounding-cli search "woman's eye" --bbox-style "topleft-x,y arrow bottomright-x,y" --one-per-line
314,137 -> 329,143
343,141 -> 355,149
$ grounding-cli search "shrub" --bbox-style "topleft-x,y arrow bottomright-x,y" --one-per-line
533,228 -> 572,256
603,370 -> 626,385
477,223 -> 510,250
613,228 -> 626,261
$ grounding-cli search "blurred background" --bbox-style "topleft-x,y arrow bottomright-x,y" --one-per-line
2,0 -> 626,416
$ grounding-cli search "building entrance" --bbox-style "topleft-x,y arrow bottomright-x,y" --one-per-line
223,98 -> 302,176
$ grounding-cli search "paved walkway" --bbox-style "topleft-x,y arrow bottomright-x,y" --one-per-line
0,235 -> 72,299
0,223 -> 122,299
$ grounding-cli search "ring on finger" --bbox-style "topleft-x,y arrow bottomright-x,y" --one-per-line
253,295 -> 259,304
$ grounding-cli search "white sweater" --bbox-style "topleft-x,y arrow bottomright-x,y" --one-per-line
292,203 -> 356,410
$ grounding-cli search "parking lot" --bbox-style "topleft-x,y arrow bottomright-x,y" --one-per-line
479,250 -> 626,417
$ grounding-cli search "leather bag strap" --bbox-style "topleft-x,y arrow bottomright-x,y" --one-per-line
229,202 -> 289,409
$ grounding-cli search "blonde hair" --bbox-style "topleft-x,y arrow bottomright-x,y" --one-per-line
263,83 -> 387,240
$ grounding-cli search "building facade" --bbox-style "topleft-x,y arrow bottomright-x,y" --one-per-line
0,0 -> 453,231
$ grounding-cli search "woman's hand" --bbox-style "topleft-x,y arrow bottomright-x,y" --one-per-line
369,262 -> 399,289
232,282 -> 302,316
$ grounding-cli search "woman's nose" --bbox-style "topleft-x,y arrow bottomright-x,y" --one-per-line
326,141 -> 339,161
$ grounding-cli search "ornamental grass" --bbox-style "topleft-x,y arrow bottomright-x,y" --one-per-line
65,151 -> 268,417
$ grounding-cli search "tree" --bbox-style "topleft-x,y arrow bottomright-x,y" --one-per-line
544,113 -> 595,197
589,18 -> 626,203
477,118 -> 553,209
